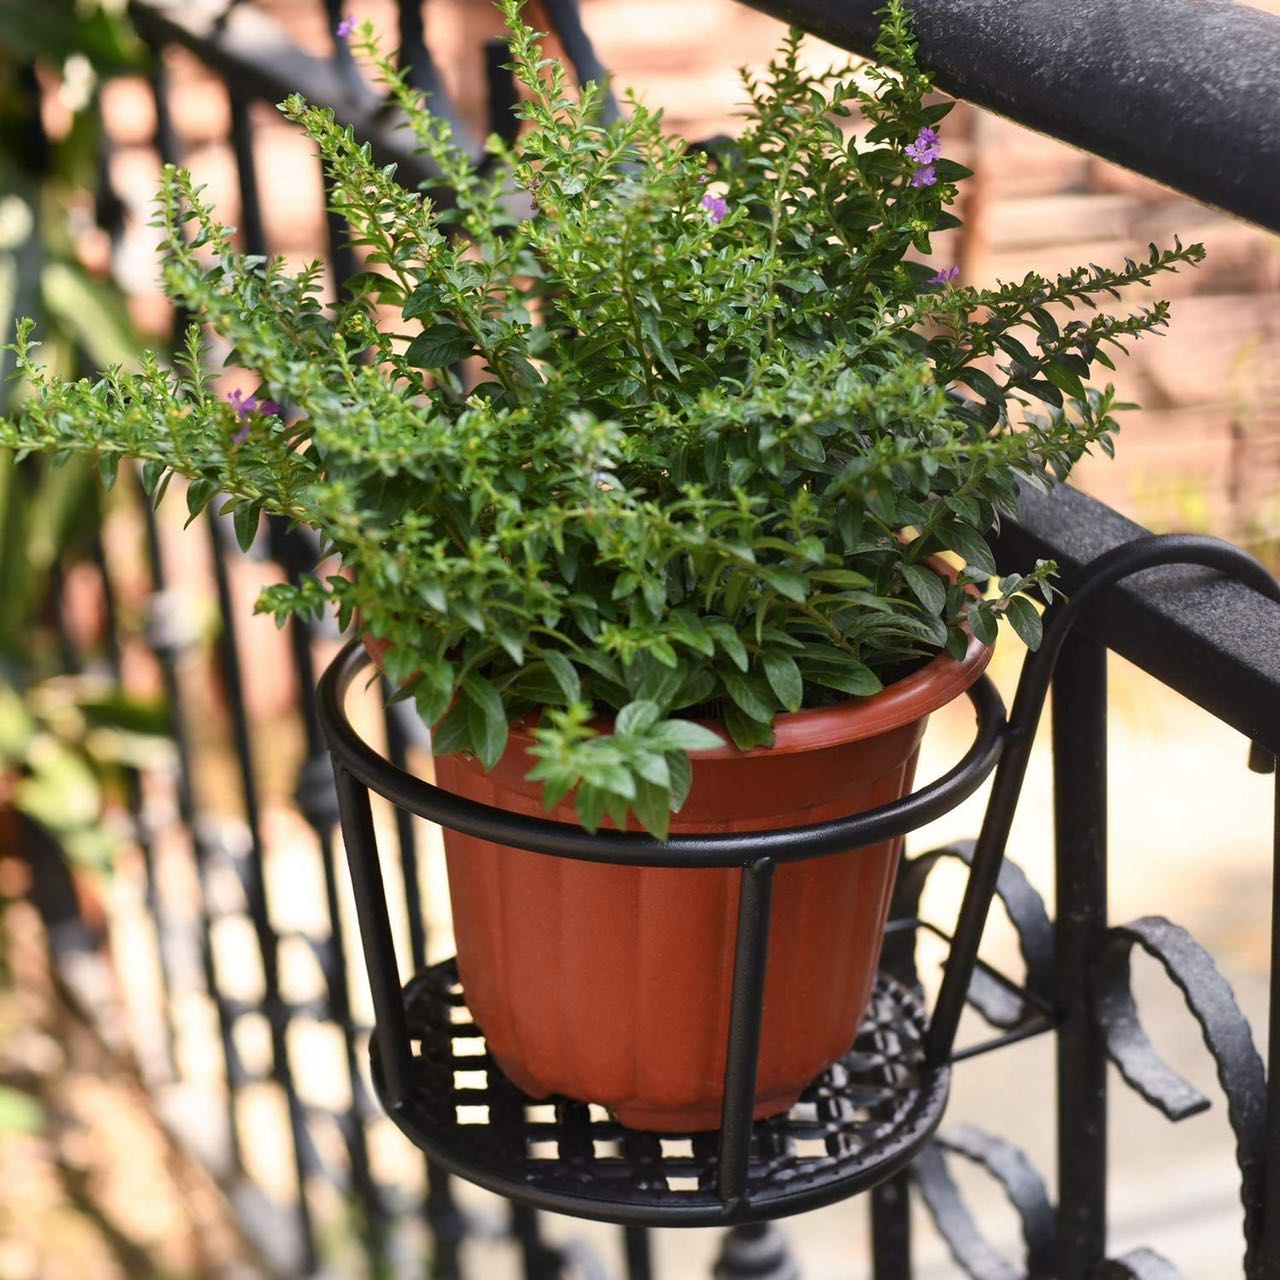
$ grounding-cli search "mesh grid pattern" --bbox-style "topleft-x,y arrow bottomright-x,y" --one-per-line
371,959 -> 949,1225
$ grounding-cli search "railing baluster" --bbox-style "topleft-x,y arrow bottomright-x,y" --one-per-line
1264,769 -> 1280,1275
1053,633 -> 1110,1278
270,518 -> 387,1266
208,509 -> 319,1272
870,1173 -> 912,1280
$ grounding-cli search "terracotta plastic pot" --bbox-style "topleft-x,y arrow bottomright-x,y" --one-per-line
427,627 -> 993,1132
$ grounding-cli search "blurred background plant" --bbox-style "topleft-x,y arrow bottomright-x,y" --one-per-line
0,0 -> 161,934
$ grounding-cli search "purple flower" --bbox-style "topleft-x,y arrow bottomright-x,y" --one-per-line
336,14 -> 356,38
701,192 -> 728,224
227,389 -> 282,443
905,125 -> 941,164
910,164 -> 937,188
929,264 -> 960,285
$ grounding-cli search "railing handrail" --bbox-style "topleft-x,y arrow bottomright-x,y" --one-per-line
996,480 -> 1280,757
742,0 -> 1280,232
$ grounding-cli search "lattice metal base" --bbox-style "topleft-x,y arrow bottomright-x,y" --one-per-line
370,959 -> 950,1226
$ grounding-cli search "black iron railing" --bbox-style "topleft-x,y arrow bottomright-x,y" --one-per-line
19,0 -> 1280,1276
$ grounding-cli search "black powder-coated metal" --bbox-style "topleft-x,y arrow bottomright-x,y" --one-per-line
737,0 -> 1280,232
1051,633 -> 1110,1280
318,648 -> 1007,867
713,1223 -> 801,1279
1267,774 -> 1280,1280
717,858 -> 778,1208
367,958 -> 950,1227
870,1173 -> 912,1279
996,483 -> 1280,758
924,534 -> 1280,1067
1093,918 -> 1267,1278
912,1126 -> 1056,1279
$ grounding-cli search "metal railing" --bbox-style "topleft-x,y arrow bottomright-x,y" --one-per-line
20,0 -> 1280,1276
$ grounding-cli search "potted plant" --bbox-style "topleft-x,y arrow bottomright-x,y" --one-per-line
1,0 -> 1199,1130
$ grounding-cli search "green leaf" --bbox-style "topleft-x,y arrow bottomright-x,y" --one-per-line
953,366 -> 1002,403
413,655 -> 455,726
666,750 -> 693,810
1003,595 -> 1044,649
903,563 -> 946,615
632,750 -> 671,789
941,522 -> 997,576
707,622 -> 748,671
723,704 -> 774,751
576,782 -> 608,833
967,604 -> 998,647
629,653 -> 684,706
757,565 -> 807,602
405,322 -> 476,368
185,478 -> 216,523
542,651 -> 581,704
402,283 -> 438,320
616,699 -> 661,736
233,500 -> 260,552
461,673 -> 508,769
805,663 -> 882,697
650,719 -> 725,752
761,653 -> 803,713
632,777 -> 671,839
722,671 -> 775,723
431,699 -> 472,756
1043,359 -> 1088,402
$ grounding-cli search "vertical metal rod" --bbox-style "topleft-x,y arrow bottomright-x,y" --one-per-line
330,763 -> 415,1106
207,513 -> 318,1270
1263,771 -> 1280,1276
716,858 -> 776,1209
93,534 -> 179,1078
271,528 -> 385,1259
220,89 -> 319,1268
623,1225 -> 653,1280
712,1222 -> 798,1280
141,493 -> 244,1174
1052,633 -> 1110,1278
383,699 -> 428,972
511,1202 -> 563,1280
383,697 -> 465,1274
870,1172 -> 912,1279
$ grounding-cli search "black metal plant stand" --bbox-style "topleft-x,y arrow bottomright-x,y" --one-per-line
316,534 -> 1280,1235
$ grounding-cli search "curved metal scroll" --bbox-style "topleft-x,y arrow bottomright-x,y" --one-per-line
1099,1247 -> 1185,1279
913,1124 -> 1055,1279
1092,916 -> 1267,1277
887,841 -> 1054,1028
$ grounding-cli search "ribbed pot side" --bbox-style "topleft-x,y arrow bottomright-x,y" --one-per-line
431,631 -> 992,1132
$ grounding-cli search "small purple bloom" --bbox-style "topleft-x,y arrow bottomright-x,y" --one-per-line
227,389 -> 282,443
336,14 -> 356,38
905,125 -> 941,164
910,164 -> 937,188
701,192 -> 728,224
227,389 -> 254,417
929,264 -> 960,285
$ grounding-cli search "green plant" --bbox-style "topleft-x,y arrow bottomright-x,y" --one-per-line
0,1 -> 1200,835
0,0 -> 142,675
0,677 -> 168,874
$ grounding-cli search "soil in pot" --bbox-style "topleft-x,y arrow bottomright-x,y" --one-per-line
430,630 -> 992,1133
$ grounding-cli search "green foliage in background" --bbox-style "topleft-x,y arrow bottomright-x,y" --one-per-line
1,0 -> 1200,835
0,0 -> 141,671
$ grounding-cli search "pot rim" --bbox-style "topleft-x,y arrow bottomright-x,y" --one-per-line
496,624 -> 994,760
684,625 -> 993,758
